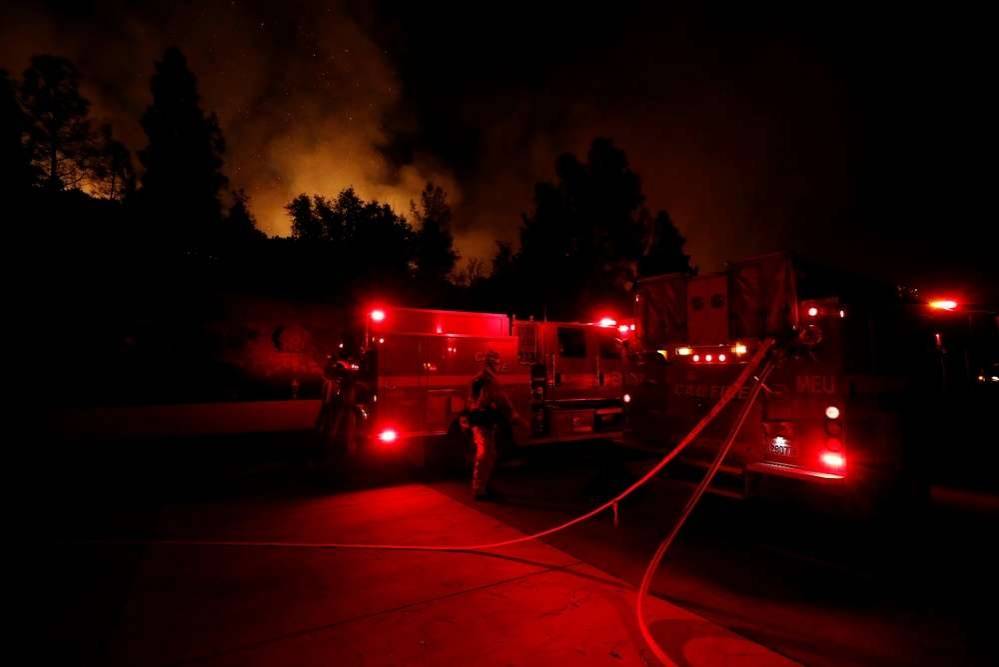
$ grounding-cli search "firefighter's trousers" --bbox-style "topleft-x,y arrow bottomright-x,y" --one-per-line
471,425 -> 497,497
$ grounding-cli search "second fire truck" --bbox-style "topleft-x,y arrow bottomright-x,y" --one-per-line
622,253 -> 997,513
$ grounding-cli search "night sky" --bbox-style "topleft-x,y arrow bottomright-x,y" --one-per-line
2,2 -> 995,299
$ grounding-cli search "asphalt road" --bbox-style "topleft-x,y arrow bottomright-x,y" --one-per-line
430,442 -> 997,666
36,435 -> 997,666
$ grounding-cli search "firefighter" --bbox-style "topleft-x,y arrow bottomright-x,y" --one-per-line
467,350 -> 519,499
315,349 -> 360,471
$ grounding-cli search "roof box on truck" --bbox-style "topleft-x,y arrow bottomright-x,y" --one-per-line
636,273 -> 688,346
636,253 -> 799,347
727,253 -> 798,340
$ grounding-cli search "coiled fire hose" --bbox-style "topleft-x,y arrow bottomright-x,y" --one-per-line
75,339 -> 775,665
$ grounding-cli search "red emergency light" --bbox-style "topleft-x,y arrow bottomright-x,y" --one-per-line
377,428 -> 398,443
370,309 -> 386,322
598,317 -> 617,328
618,324 -> 630,335
929,299 -> 958,311
820,451 -> 845,470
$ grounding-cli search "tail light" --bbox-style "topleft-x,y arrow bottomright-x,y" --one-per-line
820,451 -> 845,469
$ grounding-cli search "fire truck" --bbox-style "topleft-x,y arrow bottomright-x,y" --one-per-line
622,253 -> 998,512
349,306 -> 629,466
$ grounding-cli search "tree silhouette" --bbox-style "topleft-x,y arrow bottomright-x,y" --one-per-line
333,187 -> 365,242
283,188 -> 417,296
0,69 -> 35,196
453,257 -> 486,287
90,124 -> 135,201
312,195 -> 340,243
224,189 -> 266,243
352,199 -> 414,287
411,182 -> 458,286
511,138 -> 692,318
640,209 -> 692,276
19,55 -> 95,191
139,47 -> 227,241
287,193 -> 320,241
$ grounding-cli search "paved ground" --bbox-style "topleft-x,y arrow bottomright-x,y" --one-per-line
45,482 -> 796,666
430,443 -> 999,667
37,435 -> 997,666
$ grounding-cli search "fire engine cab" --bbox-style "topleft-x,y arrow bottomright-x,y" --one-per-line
623,253 -> 998,512
351,306 -> 628,464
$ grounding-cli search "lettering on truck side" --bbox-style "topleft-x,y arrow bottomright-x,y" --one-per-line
794,375 -> 837,394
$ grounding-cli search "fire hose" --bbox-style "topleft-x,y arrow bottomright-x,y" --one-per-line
637,350 -> 776,665
75,338 -> 775,665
